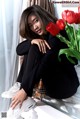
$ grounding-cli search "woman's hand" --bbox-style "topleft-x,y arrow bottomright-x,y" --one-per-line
10,88 -> 27,109
31,39 -> 51,53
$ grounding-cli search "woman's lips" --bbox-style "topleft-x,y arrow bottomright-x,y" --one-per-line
36,29 -> 42,33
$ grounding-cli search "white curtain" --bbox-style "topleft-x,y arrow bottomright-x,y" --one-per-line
0,0 -> 25,111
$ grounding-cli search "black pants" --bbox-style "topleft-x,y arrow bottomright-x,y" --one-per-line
17,44 -> 79,99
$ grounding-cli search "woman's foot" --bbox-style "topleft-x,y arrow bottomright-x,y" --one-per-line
1,82 -> 21,98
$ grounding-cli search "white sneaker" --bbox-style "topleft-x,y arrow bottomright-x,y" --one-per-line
21,97 -> 38,119
1,82 -> 21,98
21,97 -> 37,119
7,97 -> 36,119
21,97 -> 36,112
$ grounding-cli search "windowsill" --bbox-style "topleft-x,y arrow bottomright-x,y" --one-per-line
0,98 -> 72,119
34,98 -> 73,119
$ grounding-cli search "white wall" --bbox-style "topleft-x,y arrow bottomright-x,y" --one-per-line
53,0 -> 79,18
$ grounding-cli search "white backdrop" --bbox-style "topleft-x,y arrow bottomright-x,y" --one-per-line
0,0 -> 24,111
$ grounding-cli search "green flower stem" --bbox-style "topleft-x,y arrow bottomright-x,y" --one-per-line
56,34 -> 70,47
73,24 -> 78,50
79,41 -> 80,52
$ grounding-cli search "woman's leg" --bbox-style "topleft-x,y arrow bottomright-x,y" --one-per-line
19,47 -> 57,97
17,55 -> 28,83
16,40 -> 31,83
19,46 -> 79,99
20,44 -> 43,96
36,49 -> 79,99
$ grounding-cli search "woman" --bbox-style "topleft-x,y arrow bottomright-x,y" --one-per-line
2,5 -> 79,109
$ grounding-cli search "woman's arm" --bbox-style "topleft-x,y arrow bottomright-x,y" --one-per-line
16,38 -> 51,56
31,39 -> 51,53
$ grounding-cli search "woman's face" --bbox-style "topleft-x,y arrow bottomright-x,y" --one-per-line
28,14 -> 45,36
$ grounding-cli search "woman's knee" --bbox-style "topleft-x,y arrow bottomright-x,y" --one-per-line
29,44 -> 41,54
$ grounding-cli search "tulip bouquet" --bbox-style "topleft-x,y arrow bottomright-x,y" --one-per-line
46,7 -> 80,64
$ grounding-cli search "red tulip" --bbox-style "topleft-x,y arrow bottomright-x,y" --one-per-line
62,10 -> 77,24
46,22 -> 60,36
75,13 -> 80,24
66,11 -> 77,24
56,19 -> 65,30
62,10 -> 70,21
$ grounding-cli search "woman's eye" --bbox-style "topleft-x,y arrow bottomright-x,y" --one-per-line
29,19 -> 38,28
35,19 -> 38,22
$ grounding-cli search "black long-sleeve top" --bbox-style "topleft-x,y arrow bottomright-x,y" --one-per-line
16,31 -> 79,99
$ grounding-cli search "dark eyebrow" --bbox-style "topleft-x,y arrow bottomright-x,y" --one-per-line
28,17 -> 38,26
32,17 -> 37,22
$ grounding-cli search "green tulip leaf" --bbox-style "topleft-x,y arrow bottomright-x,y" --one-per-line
70,49 -> 80,60
56,34 -> 70,47
65,24 -> 75,43
58,48 -> 80,64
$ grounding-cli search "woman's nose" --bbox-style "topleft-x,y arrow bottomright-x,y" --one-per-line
33,24 -> 38,30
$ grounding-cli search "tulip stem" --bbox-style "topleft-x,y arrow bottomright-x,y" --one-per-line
73,24 -> 78,50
